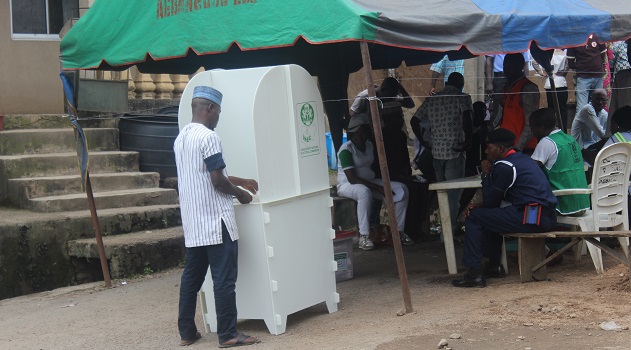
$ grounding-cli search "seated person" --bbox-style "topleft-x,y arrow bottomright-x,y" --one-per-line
571,89 -> 608,149
336,114 -> 414,250
602,105 -> 631,223
453,129 -> 557,288
530,108 -> 590,216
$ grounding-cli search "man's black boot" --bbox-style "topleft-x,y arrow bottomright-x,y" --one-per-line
484,263 -> 507,278
452,269 -> 486,288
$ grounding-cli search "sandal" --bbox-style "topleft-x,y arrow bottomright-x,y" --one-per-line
180,331 -> 202,346
219,333 -> 260,348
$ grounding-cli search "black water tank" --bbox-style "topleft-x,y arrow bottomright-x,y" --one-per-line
118,108 -> 179,179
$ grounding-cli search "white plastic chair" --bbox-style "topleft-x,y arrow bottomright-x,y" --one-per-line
553,142 -> 631,274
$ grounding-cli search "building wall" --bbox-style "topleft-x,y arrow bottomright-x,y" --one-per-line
0,0 -> 64,114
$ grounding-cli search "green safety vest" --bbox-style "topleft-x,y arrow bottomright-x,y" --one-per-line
546,131 -> 590,215
613,132 -> 631,144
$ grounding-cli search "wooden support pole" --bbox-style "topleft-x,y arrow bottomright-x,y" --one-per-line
547,74 -> 564,129
359,41 -> 413,313
86,171 -> 112,288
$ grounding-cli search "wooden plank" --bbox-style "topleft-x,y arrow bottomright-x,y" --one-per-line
428,176 -> 482,191
436,190 -> 458,274
531,239 -> 580,272
584,238 -> 630,267
518,237 -> 547,282
506,231 -> 631,238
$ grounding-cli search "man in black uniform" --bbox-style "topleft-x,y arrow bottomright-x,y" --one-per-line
453,128 -> 558,288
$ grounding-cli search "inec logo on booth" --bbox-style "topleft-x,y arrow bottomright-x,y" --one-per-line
300,103 -> 315,126
296,102 -> 320,158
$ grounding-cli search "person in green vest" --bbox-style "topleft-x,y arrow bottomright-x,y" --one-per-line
530,108 -> 590,216
530,108 -> 590,266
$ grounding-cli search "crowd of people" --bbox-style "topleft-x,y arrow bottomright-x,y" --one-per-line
337,38 -> 631,288
165,38 -> 631,348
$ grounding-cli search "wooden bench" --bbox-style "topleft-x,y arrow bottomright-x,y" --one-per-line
505,231 -> 631,286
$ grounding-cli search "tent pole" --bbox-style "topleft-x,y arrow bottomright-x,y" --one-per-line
86,171 -> 112,288
360,41 -> 413,313
547,74 -> 563,129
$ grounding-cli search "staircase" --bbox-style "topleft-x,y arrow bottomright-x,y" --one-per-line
0,115 -> 184,298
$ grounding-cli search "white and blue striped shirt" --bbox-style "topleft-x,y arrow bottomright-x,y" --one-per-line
174,123 -> 238,247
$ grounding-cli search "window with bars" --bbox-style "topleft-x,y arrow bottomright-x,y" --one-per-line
10,0 -> 79,40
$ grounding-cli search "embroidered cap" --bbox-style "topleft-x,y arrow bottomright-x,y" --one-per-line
347,113 -> 371,132
192,86 -> 223,107
486,128 -> 516,145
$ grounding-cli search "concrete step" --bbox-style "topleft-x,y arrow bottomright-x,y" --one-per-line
0,204 -> 181,296
0,204 -> 181,238
28,187 -> 179,212
67,226 -> 185,278
6,172 -> 161,205
1,114 -> 116,130
0,151 -> 139,179
0,128 -> 119,155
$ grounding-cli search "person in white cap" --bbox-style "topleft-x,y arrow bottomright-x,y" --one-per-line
336,113 -> 414,250
174,85 -> 260,348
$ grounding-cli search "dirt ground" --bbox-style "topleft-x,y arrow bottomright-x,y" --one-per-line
1,238 -> 630,350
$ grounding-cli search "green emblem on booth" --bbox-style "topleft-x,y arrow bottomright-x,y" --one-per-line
296,101 -> 320,158
300,103 -> 315,126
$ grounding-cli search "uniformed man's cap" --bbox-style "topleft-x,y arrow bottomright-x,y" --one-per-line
486,128 -> 516,145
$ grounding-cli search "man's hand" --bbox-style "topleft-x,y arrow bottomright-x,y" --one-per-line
480,159 -> 492,174
223,176 -> 258,204
485,82 -> 494,95
464,203 -> 482,218
240,179 -> 259,194
236,178 -> 258,204
236,190 -> 253,204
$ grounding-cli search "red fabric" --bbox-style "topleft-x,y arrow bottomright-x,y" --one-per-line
500,77 -> 537,149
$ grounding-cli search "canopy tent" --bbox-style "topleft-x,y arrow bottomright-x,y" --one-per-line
60,0 -> 631,313
61,0 -> 631,72
61,0 -> 631,151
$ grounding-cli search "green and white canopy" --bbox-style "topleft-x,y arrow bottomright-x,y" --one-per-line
61,0 -> 631,74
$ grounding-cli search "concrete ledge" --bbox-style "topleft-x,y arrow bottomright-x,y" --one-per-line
7,172 -> 160,203
1,115 -> 116,130
0,151 -> 139,179
68,227 -> 185,278
0,204 -> 181,300
0,128 -> 119,155
28,188 -> 178,212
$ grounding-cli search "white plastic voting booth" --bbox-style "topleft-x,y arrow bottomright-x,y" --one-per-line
178,65 -> 339,335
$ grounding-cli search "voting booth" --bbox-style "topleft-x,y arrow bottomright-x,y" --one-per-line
178,65 -> 339,335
